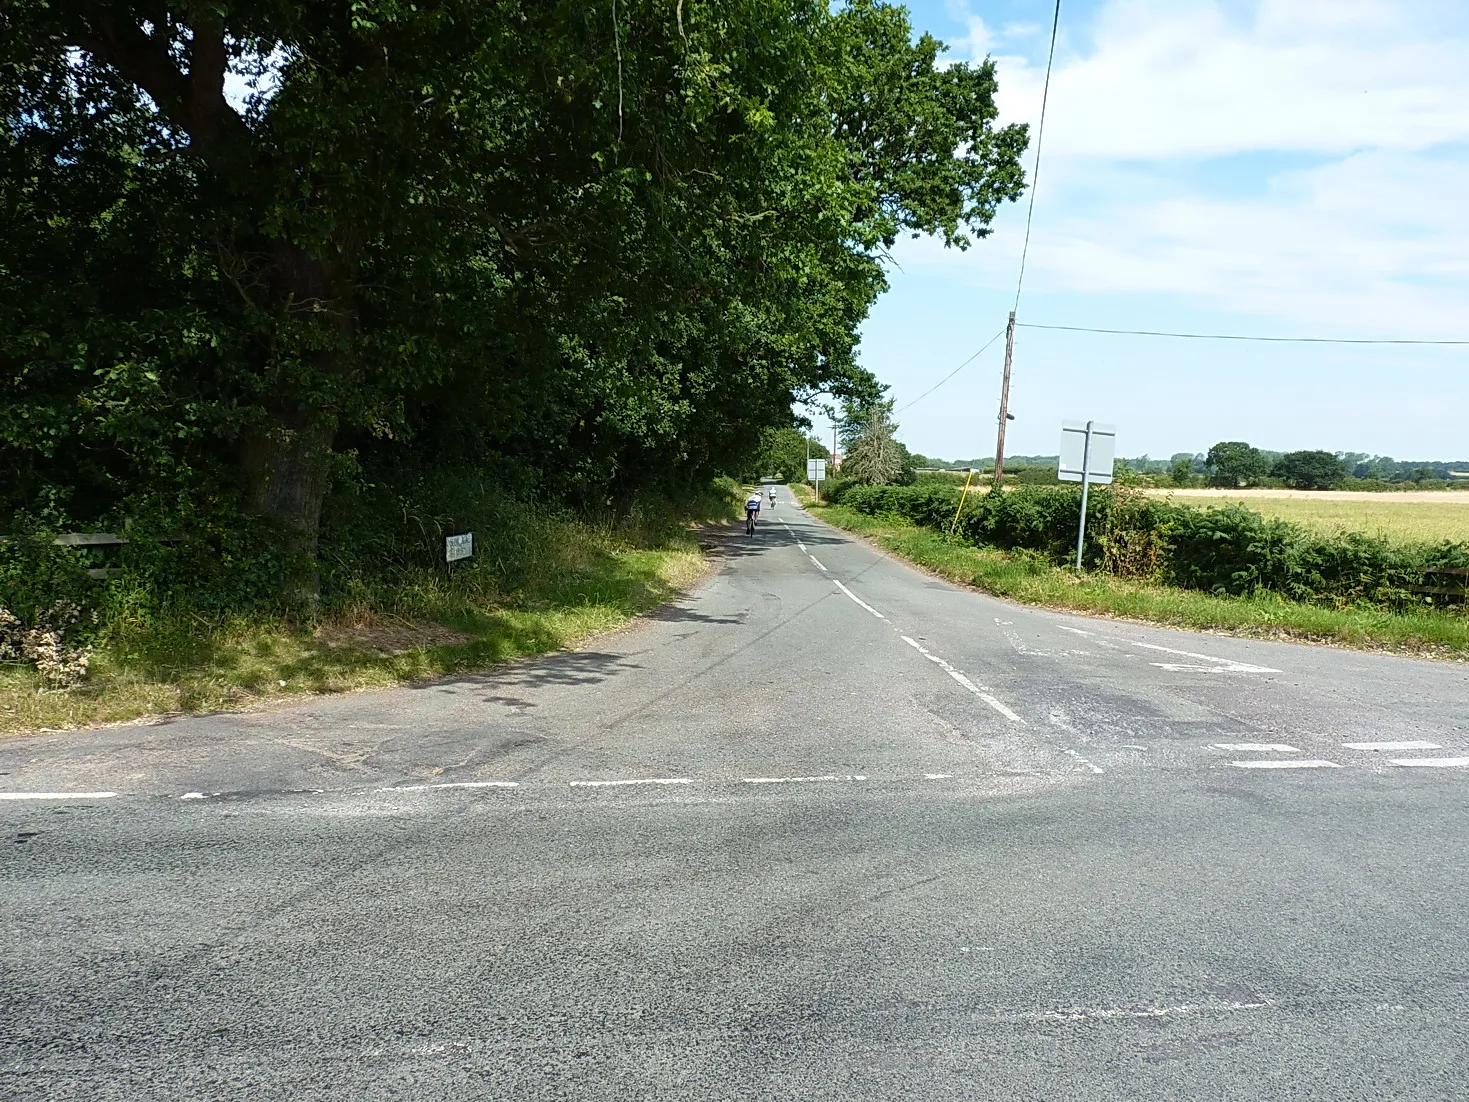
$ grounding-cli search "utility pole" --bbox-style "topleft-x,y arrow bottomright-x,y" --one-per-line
993,310 -> 1016,488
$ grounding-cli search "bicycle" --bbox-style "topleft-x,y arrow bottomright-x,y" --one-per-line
745,508 -> 758,535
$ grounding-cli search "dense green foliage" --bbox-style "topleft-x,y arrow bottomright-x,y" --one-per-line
1206,441 -> 1270,487
1,1 -> 1026,616
743,427 -> 827,484
833,481 -> 1469,609
1272,449 -> 1347,490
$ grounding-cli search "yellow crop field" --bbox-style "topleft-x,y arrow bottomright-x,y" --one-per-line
1148,489 -> 1469,544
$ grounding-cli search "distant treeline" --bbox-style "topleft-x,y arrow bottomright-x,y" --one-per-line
913,452 -> 1469,485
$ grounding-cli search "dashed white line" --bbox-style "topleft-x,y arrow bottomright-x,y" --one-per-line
1343,741 -> 1442,752
1212,743 -> 1300,753
924,773 -> 954,780
568,778 -> 693,788
809,554 -> 828,572
380,781 -> 520,792
1389,757 -> 1469,768
901,636 -> 1023,723
833,579 -> 886,619
797,541 -> 808,552
0,791 -> 117,801
1061,748 -> 1105,775
742,775 -> 862,784
1231,760 -> 1341,770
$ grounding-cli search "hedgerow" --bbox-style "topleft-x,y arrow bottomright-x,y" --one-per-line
835,483 -> 1469,610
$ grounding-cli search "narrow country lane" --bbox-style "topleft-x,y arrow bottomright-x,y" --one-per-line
3,486 -> 1468,1100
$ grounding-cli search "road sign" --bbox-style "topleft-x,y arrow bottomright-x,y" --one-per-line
445,532 -> 473,563
1057,421 -> 1117,572
807,458 -> 828,482
1058,420 -> 1115,484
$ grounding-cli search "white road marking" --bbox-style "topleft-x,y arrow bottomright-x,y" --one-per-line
833,579 -> 886,619
1120,744 -> 1148,751
809,554 -> 828,572
1389,757 -> 1469,768
179,792 -> 215,800
797,541 -> 808,552
924,773 -> 954,779
1212,743 -> 1300,753
380,781 -> 520,792
742,775 -> 863,784
568,778 -> 693,787
0,791 -> 117,801
1061,748 -> 1105,775
1055,625 -> 1092,636
1231,760 -> 1341,770
901,636 -> 1023,723
1036,999 -> 1269,1024
1343,741 -> 1442,751
1128,640 -> 1281,673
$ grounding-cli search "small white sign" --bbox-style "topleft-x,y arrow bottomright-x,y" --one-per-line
807,458 -> 828,481
1058,421 -> 1116,484
445,533 -> 473,562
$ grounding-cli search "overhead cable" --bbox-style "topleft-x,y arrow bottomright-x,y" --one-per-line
897,328 -> 1008,412
1012,0 -> 1063,313
1016,323 -> 1469,346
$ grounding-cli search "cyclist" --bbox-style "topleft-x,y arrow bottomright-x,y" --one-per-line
767,488 -> 777,510
745,491 -> 762,534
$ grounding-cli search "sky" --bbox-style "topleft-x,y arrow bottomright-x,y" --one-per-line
813,0 -> 1469,462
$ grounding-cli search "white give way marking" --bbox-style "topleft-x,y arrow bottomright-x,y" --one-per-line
1056,625 -> 1279,673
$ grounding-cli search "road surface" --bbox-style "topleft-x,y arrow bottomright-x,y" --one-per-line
3,486 -> 1468,1100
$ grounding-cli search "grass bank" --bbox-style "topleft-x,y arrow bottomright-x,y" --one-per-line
0,508 -> 729,738
809,502 -> 1469,660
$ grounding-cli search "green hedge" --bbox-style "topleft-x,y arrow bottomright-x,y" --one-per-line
835,483 -> 1469,609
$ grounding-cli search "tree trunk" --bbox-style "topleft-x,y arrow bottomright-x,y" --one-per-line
240,410 -> 335,608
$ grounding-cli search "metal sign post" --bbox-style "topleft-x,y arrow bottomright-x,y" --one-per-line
1058,421 -> 1116,572
807,458 -> 827,502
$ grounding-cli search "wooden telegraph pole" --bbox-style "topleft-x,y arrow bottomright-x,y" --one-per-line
992,310 -> 1017,487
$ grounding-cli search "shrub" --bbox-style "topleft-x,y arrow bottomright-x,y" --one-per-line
833,482 -> 1469,609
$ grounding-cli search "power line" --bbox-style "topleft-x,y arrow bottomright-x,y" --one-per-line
1012,0 -> 1063,313
897,328 -> 1008,412
1016,322 -> 1469,345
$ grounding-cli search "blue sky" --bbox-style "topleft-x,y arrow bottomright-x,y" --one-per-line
815,0 -> 1469,462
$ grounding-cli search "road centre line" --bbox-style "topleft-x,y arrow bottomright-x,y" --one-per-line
742,775 -> 865,784
833,579 -> 886,619
568,778 -> 693,787
1389,757 -> 1469,768
380,781 -> 520,792
1232,760 -> 1341,770
0,791 -> 118,800
1213,743 -> 1299,753
809,554 -> 828,571
797,541 -> 807,552
1343,741 -> 1442,751
901,636 -> 1024,723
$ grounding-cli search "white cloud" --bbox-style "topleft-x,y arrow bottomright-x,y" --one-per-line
908,0 -> 1469,336
983,0 -> 1469,158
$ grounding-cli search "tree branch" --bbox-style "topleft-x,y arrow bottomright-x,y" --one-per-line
70,7 -> 249,156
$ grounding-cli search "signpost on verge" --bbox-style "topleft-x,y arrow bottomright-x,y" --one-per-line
807,458 -> 828,502
1057,421 -> 1116,572
445,532 -> 473,576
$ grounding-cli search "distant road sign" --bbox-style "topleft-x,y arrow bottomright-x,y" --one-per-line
1058,421 -> 1116,484
445,533 -> 473,562
807,458 -> 828,482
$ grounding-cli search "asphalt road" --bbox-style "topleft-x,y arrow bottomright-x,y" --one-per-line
4,486 -> 1468,1100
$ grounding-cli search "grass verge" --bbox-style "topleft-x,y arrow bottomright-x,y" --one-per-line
810,502 -> 1469,660
0,517 -> 723,739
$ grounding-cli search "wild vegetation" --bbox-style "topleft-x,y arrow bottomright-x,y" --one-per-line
0,1 -> 1028,710
825,479 -> 1469,615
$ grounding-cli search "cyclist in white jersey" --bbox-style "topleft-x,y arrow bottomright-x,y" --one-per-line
744,492 -> 762,534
